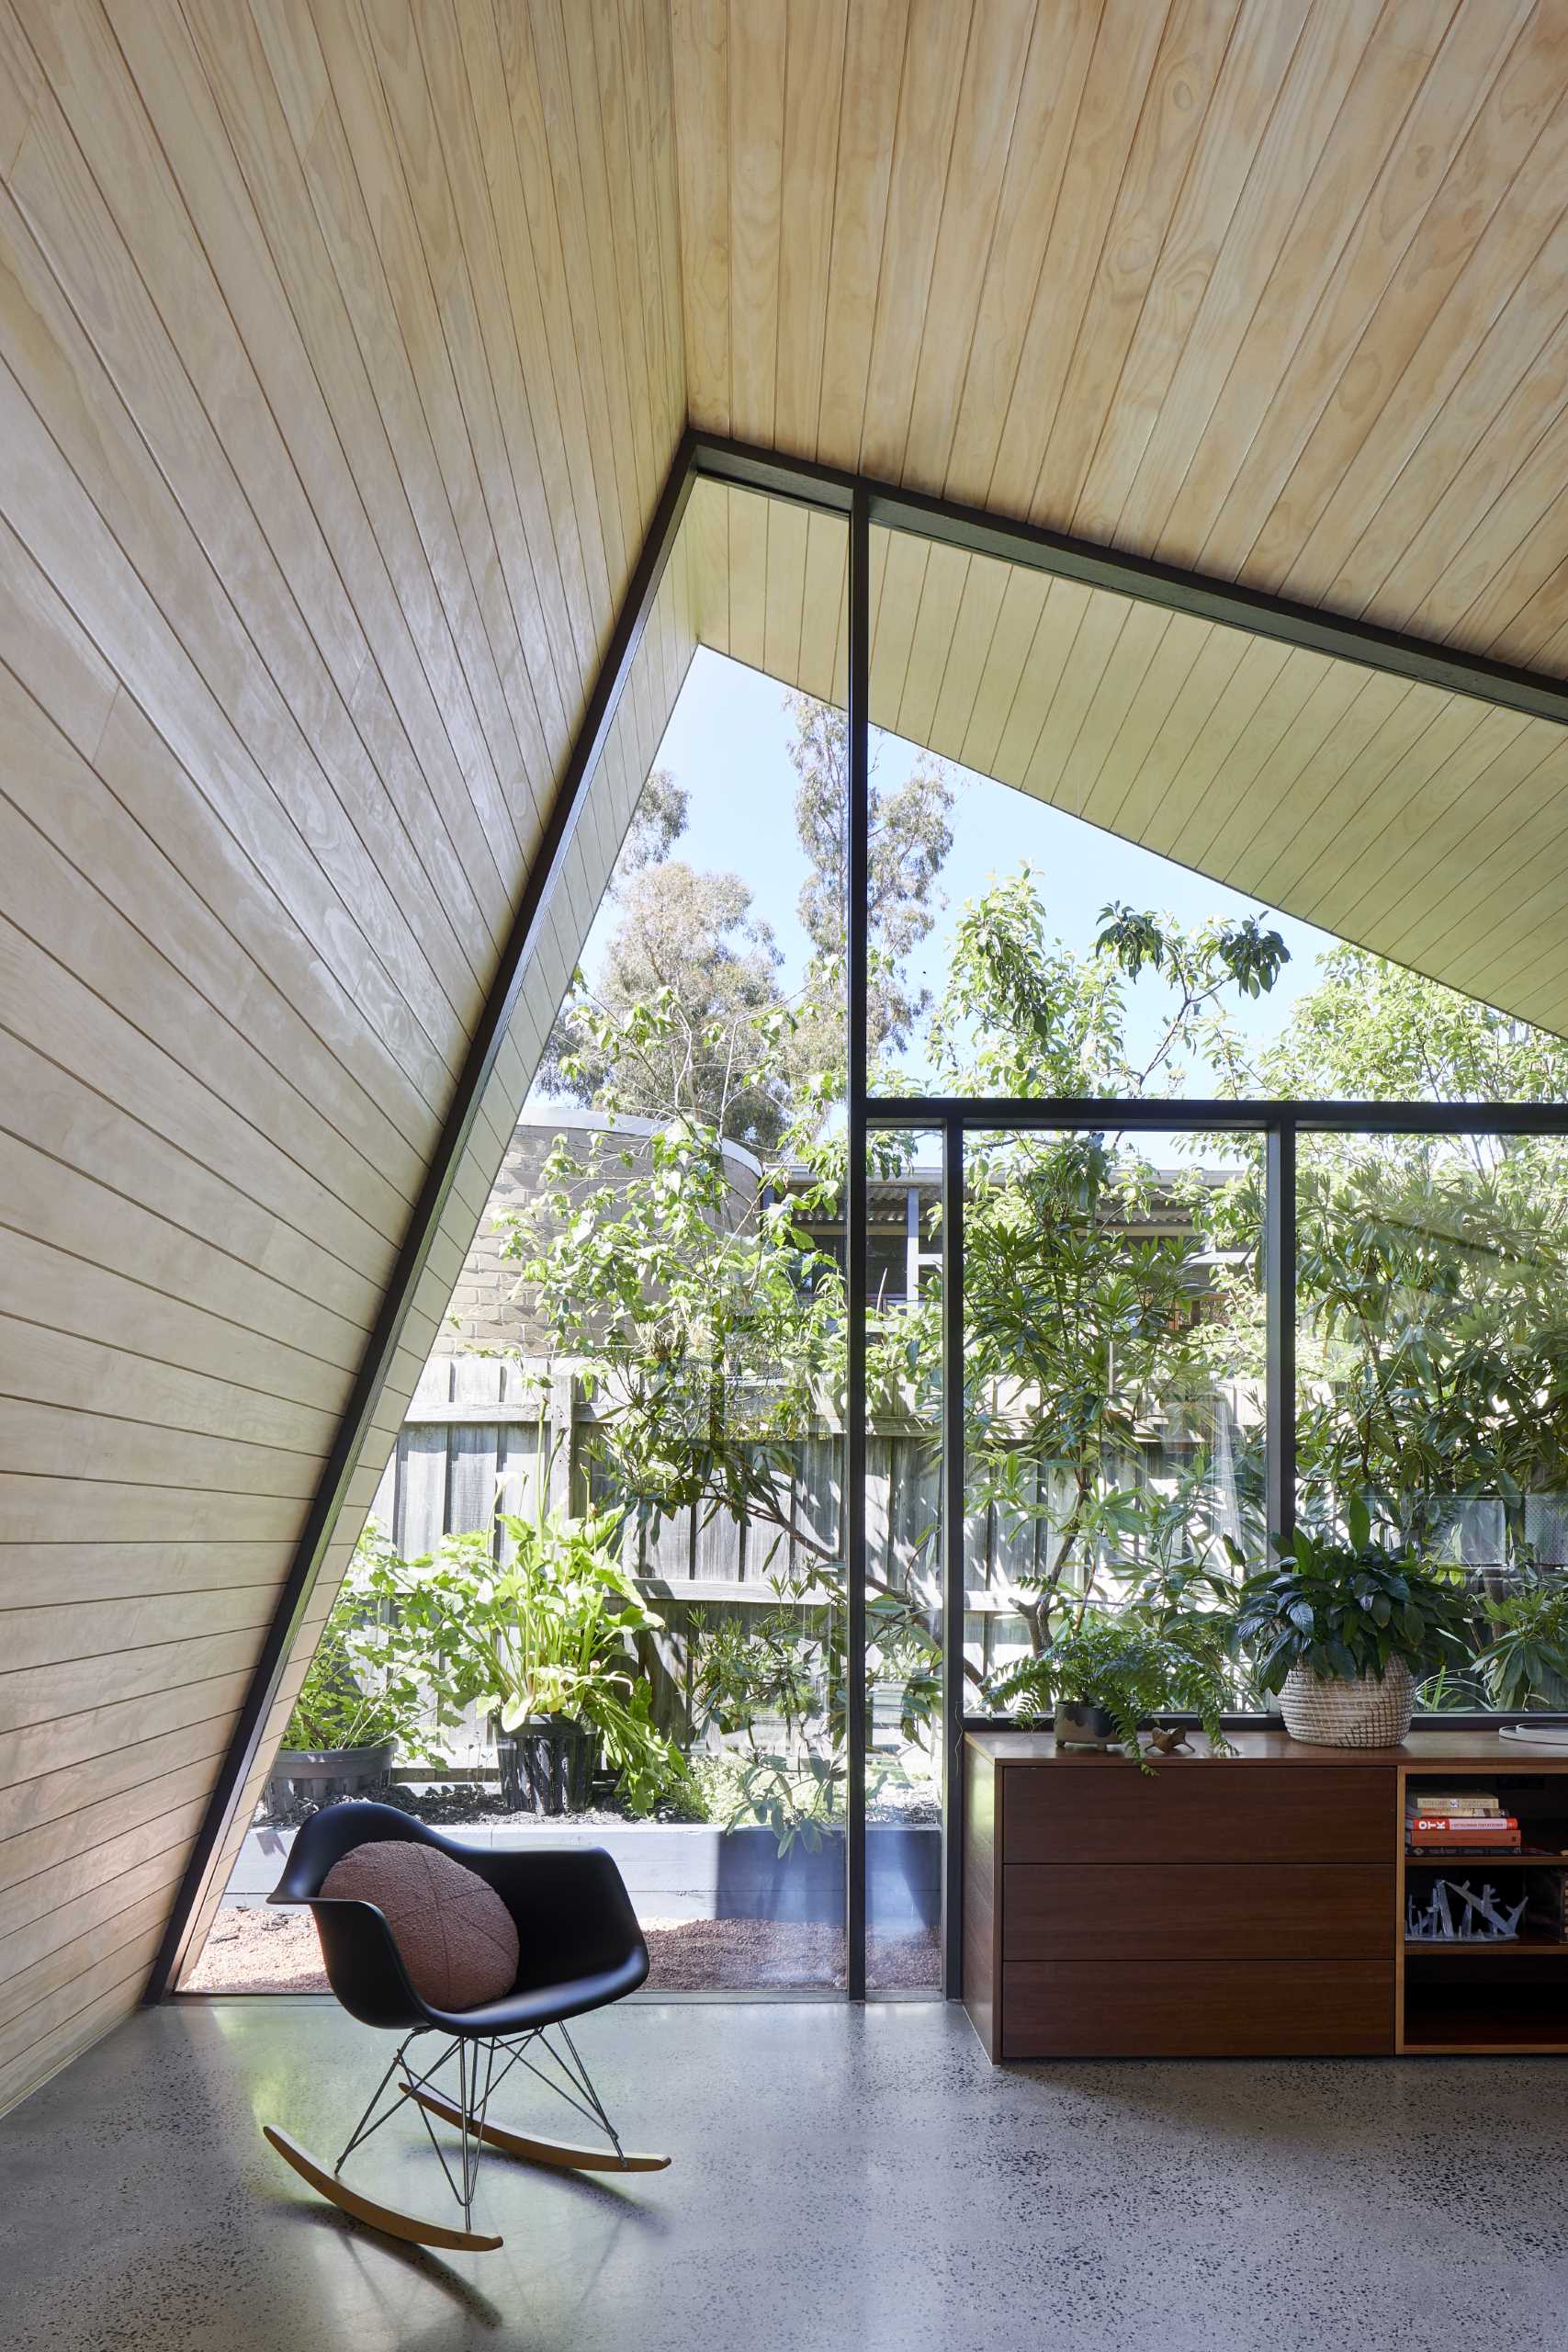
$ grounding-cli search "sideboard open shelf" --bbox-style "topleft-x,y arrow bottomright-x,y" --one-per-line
964,1729 -> 1568,2061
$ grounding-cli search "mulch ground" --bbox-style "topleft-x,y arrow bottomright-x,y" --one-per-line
186,1903 -> 939,1994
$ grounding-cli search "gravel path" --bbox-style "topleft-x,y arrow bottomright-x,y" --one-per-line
186,1904 -> 939,1994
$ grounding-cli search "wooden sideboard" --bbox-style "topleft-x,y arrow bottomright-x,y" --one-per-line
964,1727 -> 1568,2060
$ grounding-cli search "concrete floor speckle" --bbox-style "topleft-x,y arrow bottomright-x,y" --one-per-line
2,1998 -> 1564,2352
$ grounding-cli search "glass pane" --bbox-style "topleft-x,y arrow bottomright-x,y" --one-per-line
186,488 -> 852,1995
1297,1128 -> 1568,1710
861,1129 -> 944,1993
963,1124 -> 1265,1722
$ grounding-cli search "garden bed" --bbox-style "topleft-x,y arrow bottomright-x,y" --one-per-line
186,1903 -> 939,1994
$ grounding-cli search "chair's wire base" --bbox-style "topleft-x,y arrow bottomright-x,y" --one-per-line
265,2022 -> 668,2253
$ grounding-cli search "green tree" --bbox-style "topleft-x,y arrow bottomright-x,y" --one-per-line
786,694 -> 956,1059
541,863 -> 793,1150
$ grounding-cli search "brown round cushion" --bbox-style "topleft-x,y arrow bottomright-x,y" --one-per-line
321,1840 -> 520,2011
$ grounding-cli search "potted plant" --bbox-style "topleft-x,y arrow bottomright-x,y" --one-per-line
266,1619 -> 403,1813
1231,1504 -> 1473,1747
1475,1577 -> 1568,1712
985,1610 -> 1235,1773
358,1509 -> 687,1816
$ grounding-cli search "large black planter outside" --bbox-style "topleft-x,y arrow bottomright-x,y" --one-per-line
265,1736 -> 395,1815
493,1715 -> 596,1815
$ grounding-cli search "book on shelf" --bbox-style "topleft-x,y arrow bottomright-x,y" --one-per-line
1408,1792 -> 1503,1815
1409,1815 -> 1518,1835
1410,1825 -> 1523,1844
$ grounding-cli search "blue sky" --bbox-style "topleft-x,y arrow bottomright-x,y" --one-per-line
570,647 -> 1338,1099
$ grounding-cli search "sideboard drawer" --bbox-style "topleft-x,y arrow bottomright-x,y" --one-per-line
1003,1863 -> 1393,1961
1000,1958 -> 1394,2058
1001,1762 -> 1389,1864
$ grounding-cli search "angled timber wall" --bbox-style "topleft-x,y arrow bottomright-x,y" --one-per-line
0,0 -> 687,2112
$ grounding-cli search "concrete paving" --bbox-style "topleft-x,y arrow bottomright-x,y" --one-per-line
2,1996 -> 1562,2352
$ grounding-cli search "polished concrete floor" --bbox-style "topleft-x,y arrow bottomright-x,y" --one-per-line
2,1997 -> 1563,2352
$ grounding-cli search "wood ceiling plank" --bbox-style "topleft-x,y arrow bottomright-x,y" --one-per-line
985,0 -> 1168,524
1269,687 -> 1491,922
958,562 -> 1049,779
285,8 -> 530,815
1242,673 -> 1436,910
558,0 -> 660,604
318,0 -> 557,824
763,493 -> 809,692
725,481 -> 768,673
176,1 -> 523,932
1075,606 -> 1212,837
815,0 -> 907,468
0,1673 -> 254,1818
1133,634 -> 1300,855
894,0 -> 1033,498
725,0 -> 783,450
1109,0 -> 1384,561
1203,0 -> 1540,589
0,720 -> 415,1246
797,508 -> 848,708
1330,245 -> 1568,634
896,542 -> 971,752
1332,713 -> 1563,954
988,575 -> 1093,789
479,0 -> 618,639
1057,599 -> 1176,824
867,526 -> 929,732
0,379 -> 456,1135
0,1381 -> 324,1500
1091,617 -> 1235,842
1184,660 -> 1392,876
940,0 -> 1100,506
1273,69 -> 1568,616
414,0 -> 594,703
1031,0 -> 1244,535
0,1888 -> 172,2033
1071,0 -> 1312,545
1396,736 -> 1568,991
928,548 -> 1010,764
773,0 -> 846,458
1021,586 -> 1133,808
859,0 -> 972,483
0,156 -> 480,1093
671,0 -> 729,432
1155,1 -> 1472,571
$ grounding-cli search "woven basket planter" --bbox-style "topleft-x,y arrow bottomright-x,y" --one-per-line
1279,1659 -> 1414,1747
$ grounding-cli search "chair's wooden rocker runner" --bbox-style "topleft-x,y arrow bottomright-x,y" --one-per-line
259,1802 -> 670,2252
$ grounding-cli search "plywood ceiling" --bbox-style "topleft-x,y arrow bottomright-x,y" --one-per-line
689,480 -> 1568,1033
673,0 -> 1568,674
0,0 -> 688,2109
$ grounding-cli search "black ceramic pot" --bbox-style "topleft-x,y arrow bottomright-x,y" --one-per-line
1054,1701 -> 1118,1748
493,1715 -> 596,1815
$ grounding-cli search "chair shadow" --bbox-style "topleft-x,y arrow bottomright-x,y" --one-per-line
285,2199 -> 507,2327
407,2136 -> 672,2232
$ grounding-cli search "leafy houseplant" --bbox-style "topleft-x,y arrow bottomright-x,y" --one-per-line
687,1592 -> 942,1853
355,1510 -> 686,1816
1475,1579 -> 1568,1713
986,1611 -> 1236,1774
268,1619 -> 406,1813
1231,1506 -> 1473,1747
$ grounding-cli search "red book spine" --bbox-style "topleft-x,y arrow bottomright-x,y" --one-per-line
1410,1815 -> 1517,1833
1407,1836 -> 1522,1850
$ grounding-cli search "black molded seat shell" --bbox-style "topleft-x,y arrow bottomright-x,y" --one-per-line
270,1801 -> 650,2036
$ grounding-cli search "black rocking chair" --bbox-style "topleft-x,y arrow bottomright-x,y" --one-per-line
262,1801 -> 669,2253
